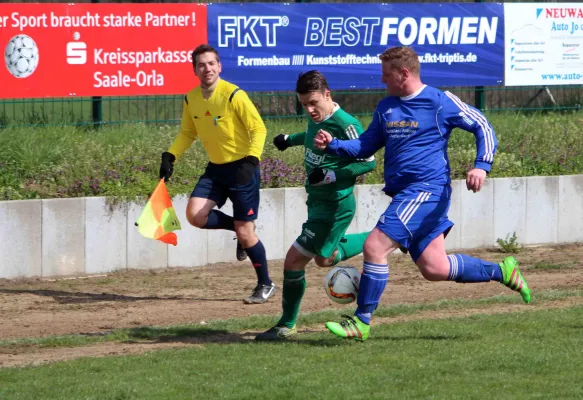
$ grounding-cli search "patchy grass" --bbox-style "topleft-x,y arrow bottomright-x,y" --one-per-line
1,287 -> 581,350
1,304 -> 582,399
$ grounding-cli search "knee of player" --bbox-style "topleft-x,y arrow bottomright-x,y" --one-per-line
314,255 -> 334,267
186,210 -> 207,228
234,222 -> 257,243
363,238 -> 386,259
416,260 -> 449,281
283,245 -> 312,271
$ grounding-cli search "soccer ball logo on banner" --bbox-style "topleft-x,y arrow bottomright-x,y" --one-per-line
4,34 -> 39,78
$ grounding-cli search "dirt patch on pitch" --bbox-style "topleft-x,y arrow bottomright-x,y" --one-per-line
0,243 -> 581,367
1,296 -> 582,368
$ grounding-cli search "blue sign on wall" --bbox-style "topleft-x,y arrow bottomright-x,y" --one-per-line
208,3 -> 505,91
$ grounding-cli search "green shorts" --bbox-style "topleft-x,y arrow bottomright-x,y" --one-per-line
293,194 -> 356,259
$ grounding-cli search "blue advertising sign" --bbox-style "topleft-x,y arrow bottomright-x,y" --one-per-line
208,3 -> 505,91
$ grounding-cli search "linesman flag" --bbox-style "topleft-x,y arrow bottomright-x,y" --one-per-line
135,179 -> 181,246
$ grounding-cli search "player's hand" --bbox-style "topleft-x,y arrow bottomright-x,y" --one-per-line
314,129 -> 333,150
466,168 -> 487,193
159,152 -> 176,182
308,168 -> 336,186
273,134 -> 290,151
236,156 -> 259,185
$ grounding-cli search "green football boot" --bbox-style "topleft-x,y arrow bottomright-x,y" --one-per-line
325,314 -> 370,341
255,325 -> 297,341
499,256 -> 531,304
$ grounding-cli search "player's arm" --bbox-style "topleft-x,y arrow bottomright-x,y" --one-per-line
309,158 -> 376,186
231,89 -> 267,161
168,96 -> 198,158
334,122 -> 376,179
167,96 -> 199,159
273,131 -> 305,151
314,110 -> 385,159
442,91 -> 499,192
442,91 -> 498,172
308,123 -> 376,186
315,158 -> 376,185
160,96 -> 199,181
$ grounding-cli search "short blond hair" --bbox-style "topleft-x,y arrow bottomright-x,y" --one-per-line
379,46 -> 420,75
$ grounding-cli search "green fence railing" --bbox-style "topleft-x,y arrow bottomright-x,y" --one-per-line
1,0 -> 581,128
2,86 -> 581,128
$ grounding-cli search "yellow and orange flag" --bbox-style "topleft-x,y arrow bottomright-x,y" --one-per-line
135,179 -> 181,246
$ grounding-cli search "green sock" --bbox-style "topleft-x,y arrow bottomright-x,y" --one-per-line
333,231 -> 370,265
277,270 -> 306,329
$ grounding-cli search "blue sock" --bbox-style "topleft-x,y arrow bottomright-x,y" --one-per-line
245,240 -> 271,285
355,262 -> 389,325
202,210 -> 235,231
447,254 -> 503,283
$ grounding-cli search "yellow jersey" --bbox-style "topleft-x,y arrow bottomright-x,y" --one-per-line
168,79 -> 267,164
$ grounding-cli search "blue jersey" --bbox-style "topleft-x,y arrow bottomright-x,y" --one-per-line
326,85 -> 498,196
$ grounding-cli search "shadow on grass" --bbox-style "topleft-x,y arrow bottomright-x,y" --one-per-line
0,289 -> 242,303
123,326 -> 252,344
293,332 -> 470,347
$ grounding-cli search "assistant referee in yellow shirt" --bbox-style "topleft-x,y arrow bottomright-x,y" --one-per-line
159,44 -> 275,305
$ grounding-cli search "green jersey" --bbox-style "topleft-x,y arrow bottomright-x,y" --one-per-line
287,104 -> 375,201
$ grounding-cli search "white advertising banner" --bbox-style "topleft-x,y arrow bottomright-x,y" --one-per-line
504,3 -> 583,86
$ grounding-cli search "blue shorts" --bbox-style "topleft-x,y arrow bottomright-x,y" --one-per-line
191,160 -> 260,222
377,183 -> 454,262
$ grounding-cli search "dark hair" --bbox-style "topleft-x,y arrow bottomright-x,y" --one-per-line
295,70 -> 330,94
379,46 -> 420,75
191,44 -> 220,67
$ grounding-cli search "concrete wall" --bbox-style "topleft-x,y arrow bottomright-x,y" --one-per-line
1,175 -> 582,279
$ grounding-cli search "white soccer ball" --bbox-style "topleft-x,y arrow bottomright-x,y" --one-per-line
4,34 -> 39,78
324,266 -> 361,304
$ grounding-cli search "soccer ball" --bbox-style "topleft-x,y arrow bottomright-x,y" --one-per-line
324,266 -> 361,304
4,34 -> 39,78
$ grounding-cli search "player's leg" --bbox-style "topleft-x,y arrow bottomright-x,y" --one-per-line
410,188 -> 531,304
255,245 -> 312,341
230,165 -> 275,304
186,172 -> 232,230
325,193 -> 407,340
314,232 -> 370,267
260,206 -> 337,337
312,195 -> 364,267
256,206 -> 335,341
325,227 -> 398,341
415,235 -> 530,303
335,232 -> 371,264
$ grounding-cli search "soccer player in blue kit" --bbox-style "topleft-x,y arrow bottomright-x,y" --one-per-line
314,46 -> 531,341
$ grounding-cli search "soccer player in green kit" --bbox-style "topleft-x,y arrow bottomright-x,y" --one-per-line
255,70 -> 376,341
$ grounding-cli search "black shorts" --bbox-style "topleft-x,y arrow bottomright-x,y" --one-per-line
191,159 -> 260,221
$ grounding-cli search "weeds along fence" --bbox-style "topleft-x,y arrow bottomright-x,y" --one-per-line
1,0 -> 582,127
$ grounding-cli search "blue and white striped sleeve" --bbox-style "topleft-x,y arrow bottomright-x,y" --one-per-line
326,109 -> 385,159
442,91 -> 498,173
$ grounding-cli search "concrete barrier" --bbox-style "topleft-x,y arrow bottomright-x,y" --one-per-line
1,175 -> 582,279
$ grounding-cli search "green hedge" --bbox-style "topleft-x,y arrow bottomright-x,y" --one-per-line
0,111 -> 582,200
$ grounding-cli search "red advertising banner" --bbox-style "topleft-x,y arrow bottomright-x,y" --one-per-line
0,3 -> 207,98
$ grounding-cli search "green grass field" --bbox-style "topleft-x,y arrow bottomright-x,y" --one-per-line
1,248 -> 581,399
0,301 -> 582,399
0,111 -> 582,200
